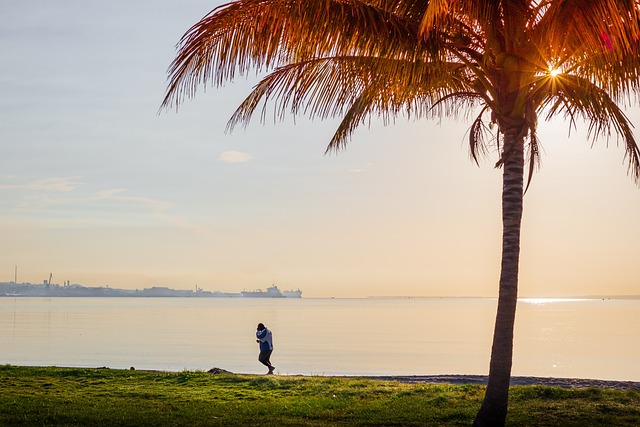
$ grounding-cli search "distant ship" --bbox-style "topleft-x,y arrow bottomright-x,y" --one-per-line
241,284 -> 302,298
282,289 -> 302,298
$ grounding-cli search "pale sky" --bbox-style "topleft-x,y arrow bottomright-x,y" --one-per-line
1,1 -> 639,298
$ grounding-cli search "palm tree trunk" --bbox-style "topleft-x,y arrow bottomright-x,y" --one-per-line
473,127 -> 524,427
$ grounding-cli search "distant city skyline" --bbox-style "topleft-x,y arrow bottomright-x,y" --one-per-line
0,280 -> 302,299
1,1 -> 639,298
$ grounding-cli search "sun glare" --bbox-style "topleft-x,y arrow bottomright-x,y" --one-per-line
549,67 -> 561,77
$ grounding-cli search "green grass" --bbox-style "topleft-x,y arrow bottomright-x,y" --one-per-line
1,365 -> 639,426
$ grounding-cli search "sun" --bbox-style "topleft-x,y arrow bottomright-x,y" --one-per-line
549,67 -> 561,77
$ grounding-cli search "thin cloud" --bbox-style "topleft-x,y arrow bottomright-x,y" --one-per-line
93,188 -> 172,211
90,188 -> 214,235
348,163 -> 372,174
218,150 -> 253,164
0,176 -> 83,192
8,185 -> 213,236
0,175 -> 213,235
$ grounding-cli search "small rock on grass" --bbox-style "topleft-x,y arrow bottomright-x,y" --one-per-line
207,367 -> 232,375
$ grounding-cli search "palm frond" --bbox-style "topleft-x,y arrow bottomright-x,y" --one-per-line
538,73 -> 640,183
468,105 -> 492,165
420,0 -> 502,35
530,1 -> 640,104
326,87 -> 382,153
540,0 -> 640,61
524,127 -> 541,194
567,54 -> 640,104
162,0 -> 443,109
225,55 -> 476,151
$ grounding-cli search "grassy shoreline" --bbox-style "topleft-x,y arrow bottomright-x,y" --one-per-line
2,365 -> 640,426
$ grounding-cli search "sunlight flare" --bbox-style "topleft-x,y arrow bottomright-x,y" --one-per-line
549,67 -> 561,77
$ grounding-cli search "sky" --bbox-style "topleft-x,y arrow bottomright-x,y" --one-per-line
1,1 -> 639,298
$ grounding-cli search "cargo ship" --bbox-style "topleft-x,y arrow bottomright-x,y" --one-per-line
241,284 -> 302,298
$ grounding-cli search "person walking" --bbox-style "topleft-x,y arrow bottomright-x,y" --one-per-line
255,323 -> 275,374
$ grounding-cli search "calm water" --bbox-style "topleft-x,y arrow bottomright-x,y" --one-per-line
1,297 -> 639,381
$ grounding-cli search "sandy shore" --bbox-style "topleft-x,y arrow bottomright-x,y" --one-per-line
358,374 -> 640,391
209,368 -> 639,390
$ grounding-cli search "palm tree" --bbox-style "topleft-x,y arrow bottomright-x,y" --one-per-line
162,1 -> 640,425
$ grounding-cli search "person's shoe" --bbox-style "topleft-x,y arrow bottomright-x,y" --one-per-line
268,366 -> 275,375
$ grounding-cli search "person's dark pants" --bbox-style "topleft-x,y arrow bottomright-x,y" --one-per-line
258,350 -> 273,368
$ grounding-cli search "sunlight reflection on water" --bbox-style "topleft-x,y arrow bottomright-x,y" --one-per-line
519,297 -> 591,305
1,297 -> 638,381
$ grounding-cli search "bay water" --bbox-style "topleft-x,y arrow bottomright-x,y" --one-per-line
1,297 -> 638,381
